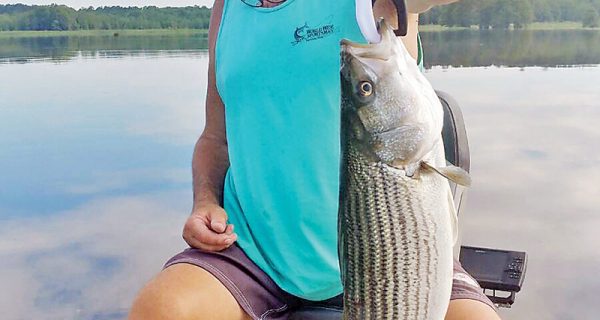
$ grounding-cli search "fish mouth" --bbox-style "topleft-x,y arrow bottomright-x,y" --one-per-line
341,39 -> 392,65
340,38 -> 387,58
339,18 -> 391,49
340,38 -> 377,49
340,35 -> 393,62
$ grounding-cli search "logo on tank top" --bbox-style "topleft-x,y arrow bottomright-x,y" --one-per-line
291,17 -> 337,46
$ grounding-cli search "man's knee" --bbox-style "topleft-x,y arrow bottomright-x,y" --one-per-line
129,265 -> 196,320
445,298 -> 501,320
129,263 -> 249,320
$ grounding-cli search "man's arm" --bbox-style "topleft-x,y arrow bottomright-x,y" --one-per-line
406,0 -> 459,15
182,0 -> 238,251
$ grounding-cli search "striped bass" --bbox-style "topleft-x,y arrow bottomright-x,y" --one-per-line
338,20 -> 471,320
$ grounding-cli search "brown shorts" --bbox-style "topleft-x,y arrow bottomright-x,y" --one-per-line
165,245 -> 496,320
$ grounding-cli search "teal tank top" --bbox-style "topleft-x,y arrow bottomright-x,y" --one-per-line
216,0 -> 422,300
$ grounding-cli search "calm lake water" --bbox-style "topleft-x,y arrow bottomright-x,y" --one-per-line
1,30 -> 599,320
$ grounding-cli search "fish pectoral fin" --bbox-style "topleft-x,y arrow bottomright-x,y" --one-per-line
420,162 -> 472,187
404,162 -> 421,178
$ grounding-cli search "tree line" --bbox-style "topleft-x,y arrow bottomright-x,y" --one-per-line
420,0 -> 600,28
1,1 -> 599,32
0,4 -> 211,31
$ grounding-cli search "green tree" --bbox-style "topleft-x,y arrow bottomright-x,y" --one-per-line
438,0 -> 478,27
514,0 -> 534,28
0,14 -> 15,30
4,2 -> 594,32
582,7 -> 600,27
421,0 -> 599,27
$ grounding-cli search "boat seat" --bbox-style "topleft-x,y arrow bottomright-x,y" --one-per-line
287,306 -> 343,320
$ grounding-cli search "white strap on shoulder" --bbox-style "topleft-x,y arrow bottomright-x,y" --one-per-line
355,0 -> 381,43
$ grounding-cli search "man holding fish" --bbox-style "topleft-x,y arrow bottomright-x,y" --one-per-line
130,0 -> 500,319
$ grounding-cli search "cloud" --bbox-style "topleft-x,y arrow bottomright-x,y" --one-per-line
0,190 -> 191,319
1,53 -> 209,149
63,167 -> 190,195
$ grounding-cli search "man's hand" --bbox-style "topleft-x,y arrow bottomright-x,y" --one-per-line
183,202 -> 237,251
406,0 -> 459,13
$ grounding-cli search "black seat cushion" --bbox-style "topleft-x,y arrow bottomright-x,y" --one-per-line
288,306 -> 342,320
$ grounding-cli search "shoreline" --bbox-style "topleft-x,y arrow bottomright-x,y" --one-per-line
0,29 -> 209,38
420,21 -> 599,31
0,22 -> 598,38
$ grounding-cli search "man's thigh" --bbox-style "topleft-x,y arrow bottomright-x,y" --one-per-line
129,263 -> 251,320
445,299 -> 501,320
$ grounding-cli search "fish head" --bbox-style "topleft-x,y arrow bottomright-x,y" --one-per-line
340,19 -> 443,168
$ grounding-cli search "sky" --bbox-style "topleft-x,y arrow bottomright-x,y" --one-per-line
0,1 -> 213,8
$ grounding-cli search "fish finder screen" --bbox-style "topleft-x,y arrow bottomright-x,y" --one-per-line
461,249 -> 509,282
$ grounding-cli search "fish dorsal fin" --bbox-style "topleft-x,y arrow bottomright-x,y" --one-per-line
421,162 -> 472,187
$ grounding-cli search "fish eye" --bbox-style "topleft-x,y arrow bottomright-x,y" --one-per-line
358,81 -> 373,97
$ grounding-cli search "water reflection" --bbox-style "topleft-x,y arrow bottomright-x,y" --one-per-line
0,55 -> 206,217
2,29 -> 600,67
0,54 -> 205,319
1,44 -> 599,318
426,66 -> 600,319
0,191 -> 190,319
420,29 -> 600,68
0,33 -> 208,63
